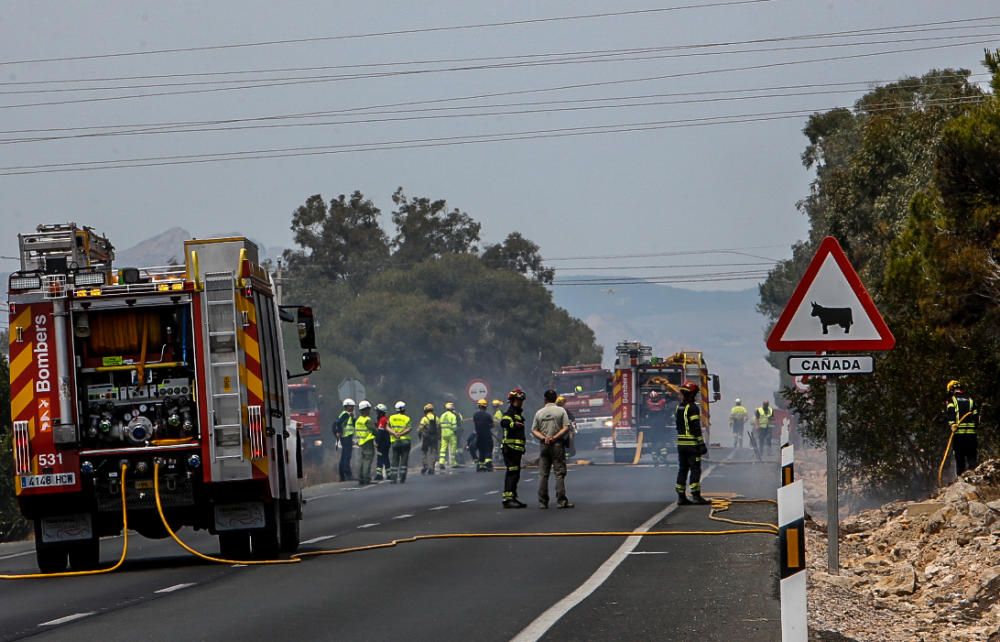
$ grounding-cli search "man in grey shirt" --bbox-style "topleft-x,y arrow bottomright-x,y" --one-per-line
531,389 -> 574,509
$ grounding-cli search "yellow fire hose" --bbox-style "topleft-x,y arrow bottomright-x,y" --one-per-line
1,464 -> 130,580
2,464 -> 779,578
937,411 -> 974,486
153,462 -> 300,566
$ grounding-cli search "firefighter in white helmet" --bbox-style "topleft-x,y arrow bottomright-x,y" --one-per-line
334,399 -> 356,482
388,402 -> 412,483
354,401 -> 376,485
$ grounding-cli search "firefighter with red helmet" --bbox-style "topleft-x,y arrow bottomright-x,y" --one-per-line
675,382 -> 709,505
501,388 -> 528,508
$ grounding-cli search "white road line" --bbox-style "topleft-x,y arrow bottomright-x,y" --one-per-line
459,499 -> 477,503
627,551 -> 670,555
393,514 -> 414,520
39,612 -> 95,627
357,523 -> 380,529
428,505 -> 449,511
155,583 -> 196,594
484,490 -> 500,495
511,454 -> 730,642
231,564 -> 247,568
301,534 -> 338,545
524,477 -> 535,482
0,550 -> 33,561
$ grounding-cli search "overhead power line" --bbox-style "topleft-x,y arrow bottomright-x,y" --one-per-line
2,73 -> 985,141
0,0 -> 773,67
0,95 -> 987,176
3,24 -> 998,92
0,35 -> 993,110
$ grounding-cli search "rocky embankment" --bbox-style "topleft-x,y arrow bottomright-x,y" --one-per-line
807,459 -> 1000,642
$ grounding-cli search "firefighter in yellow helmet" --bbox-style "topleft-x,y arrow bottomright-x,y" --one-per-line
418,403 -> 439,475
946,380 -> 979,475
473,398 -> 495,471
439,401 -> 460,470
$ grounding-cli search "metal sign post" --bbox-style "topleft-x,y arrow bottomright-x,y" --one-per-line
825,377 -> 839,574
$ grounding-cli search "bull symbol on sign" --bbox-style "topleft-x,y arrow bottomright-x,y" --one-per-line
810,302 -> 853,334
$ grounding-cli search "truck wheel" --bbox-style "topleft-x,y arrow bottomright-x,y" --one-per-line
251,504 -> 280,559
218,532 -> 251,560
279,498 -> 301,554
68,538 -> 101,571
35,544 -> 68,574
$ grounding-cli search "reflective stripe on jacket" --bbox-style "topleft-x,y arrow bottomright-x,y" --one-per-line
947,395 -> 978,435
675,402 -> 703,447
439,410 -> 458,433
337,410 -> 355,437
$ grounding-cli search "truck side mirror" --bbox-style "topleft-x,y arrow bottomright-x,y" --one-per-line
297,307 -> 316,351
301,351 -> 320,373
712,374 -> 721,401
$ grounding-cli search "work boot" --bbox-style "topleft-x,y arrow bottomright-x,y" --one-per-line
503,499 -> 521,509
539,501 -> 549,509
677,493 -> 693,505
691,493 -> 710,505
557,499 -> 575,509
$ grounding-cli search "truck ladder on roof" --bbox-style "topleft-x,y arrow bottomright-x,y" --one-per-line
204,272 -> 245,462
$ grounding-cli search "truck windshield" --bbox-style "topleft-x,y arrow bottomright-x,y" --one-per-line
554,373 -> 607,394
289,387 -> 318,411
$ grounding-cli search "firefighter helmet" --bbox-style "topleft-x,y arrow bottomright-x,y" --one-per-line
508,388 -> 526,402
444,401 -> 455,410
556,395 -> 566,406
649,391 -> 660,400
358,400 -> 372,411
375,403 -> 387,413
681,382 -> 699,395
492,399 -> 502,407
423,403 -> 434,412
574,385 -> 584,393
395,401 -> 406,411
477,398 -> 488,407
343,398 -> 356,407
947,380 -> 962,393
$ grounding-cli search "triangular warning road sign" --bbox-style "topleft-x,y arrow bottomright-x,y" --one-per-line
766,236 -> 895,352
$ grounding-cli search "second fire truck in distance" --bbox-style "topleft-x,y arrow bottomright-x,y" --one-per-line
551,363 -> 613,446
288,379 -> 325,464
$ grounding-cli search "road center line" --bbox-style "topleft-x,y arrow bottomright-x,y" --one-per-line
357,523 -> 380,529
511,453 -> 730,642
301,534 -> 338,545
393,514 -> 414,520
39,612 -> 95,627
428,505 -> 449,511
628,551 -> 670,555
155,583 -> 196,594
0,550 -> 33,561
484,490 -> 500,495
459,499 -> 476,503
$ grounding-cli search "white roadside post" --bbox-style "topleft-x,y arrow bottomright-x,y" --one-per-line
778,479 -> 807,642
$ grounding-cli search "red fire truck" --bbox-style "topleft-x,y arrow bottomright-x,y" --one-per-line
551,363 -> 613,444
609,341 -> 720,463
288,379 -> 324,463
7,223 -> 319,572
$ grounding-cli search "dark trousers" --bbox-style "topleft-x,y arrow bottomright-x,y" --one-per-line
421,437 -> 439,474
675,445 -> 702,495
338,435 -> 353,481
375,431 -> 391,473
390,441 -> 411,482
538,441 -> 567,504
358,441 -> 375,484
503,446 -> 523,500
759,427 -> 773,454
476,429 -> 493,464
954,434 -> 978,475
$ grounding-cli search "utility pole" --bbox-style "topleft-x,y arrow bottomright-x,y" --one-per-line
274,259 -> 284,306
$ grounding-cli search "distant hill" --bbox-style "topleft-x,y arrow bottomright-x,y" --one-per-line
551,280 -> 780,415
114,228 -> 284,267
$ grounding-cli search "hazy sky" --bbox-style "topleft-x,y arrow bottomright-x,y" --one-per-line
1,1 -> 996,289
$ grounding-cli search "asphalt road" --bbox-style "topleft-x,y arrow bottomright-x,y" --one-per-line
0,446 -> 781,641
